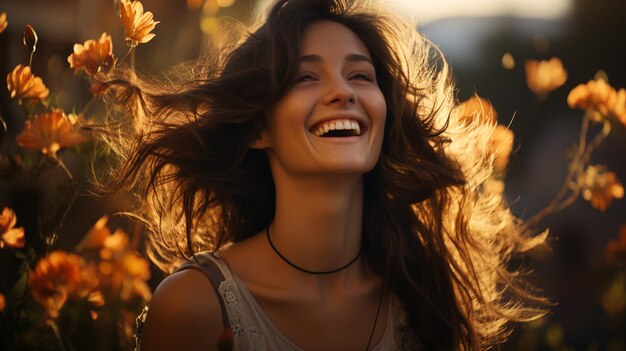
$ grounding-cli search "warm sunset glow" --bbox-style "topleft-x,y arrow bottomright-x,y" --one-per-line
387,0 -> 572,25
255,0 -> 572,26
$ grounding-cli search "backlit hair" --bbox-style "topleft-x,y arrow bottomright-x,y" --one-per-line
94,0 -> 548,348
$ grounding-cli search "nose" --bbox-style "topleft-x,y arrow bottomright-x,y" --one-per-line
322,76 -> 355,105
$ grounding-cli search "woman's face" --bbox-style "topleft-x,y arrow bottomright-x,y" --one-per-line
253,20 -> 387,177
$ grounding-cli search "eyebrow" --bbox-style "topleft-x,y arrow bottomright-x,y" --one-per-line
299,54 -> 373,64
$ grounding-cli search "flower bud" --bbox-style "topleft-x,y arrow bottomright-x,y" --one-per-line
0,13 -> 8,34
23,24 -> 38,53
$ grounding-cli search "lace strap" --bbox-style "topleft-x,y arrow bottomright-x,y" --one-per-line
133,305 -> 149,351
176,253 -> 231,329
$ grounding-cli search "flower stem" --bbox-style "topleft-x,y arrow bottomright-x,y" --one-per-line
581,120 -> 610,165
523,112 -> 599,229
130,47 -> 136,71
54,155 -> 74,181
120,45 -> 134,65
49,320 -> 69,351
28,52 -> 34,67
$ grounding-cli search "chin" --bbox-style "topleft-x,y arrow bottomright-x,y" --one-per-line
320,159 -> 378,175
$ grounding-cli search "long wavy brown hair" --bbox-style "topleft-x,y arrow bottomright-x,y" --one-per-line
94,0 -> 548,349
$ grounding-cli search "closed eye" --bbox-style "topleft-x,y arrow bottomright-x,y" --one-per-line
349,72 -> 374,82
296,72 -> 317,83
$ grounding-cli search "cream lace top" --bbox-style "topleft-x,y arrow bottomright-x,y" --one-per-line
135,251 -> 405,350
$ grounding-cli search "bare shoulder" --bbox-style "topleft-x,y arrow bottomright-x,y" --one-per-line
139,268 -> 224,351
220,232 -> 268,281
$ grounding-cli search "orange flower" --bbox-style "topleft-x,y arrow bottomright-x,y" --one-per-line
0,293 -> 5,312
29,251 -> 98,319
456,96 -> 498,124
606,225 -> 626,266
525,58 -> 567,98
0,207 -> 25,249
100,229 -> 130,261
16,109 -> 86,157
80,216 -> 129,257
120,0 -> 160,47
104,230 -> 129,253
68,33 -> 116,76
98,230 -> 129,283
99,248 -> 152,302
78,216 -> 111,251
568,78 -> 626,125
124,251 -> 151,281
119,268 -> 152,303
80,216 -> 128,257
6,64 -> 49,104
80,217 -> 151,302
581,165 -> 624,211
456,97 -> 513,174
491,125 -> 514,174
0,13 -> 8,34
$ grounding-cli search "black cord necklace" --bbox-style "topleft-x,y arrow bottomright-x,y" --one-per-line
265,226 -> 363,275
265,226 -> 383,350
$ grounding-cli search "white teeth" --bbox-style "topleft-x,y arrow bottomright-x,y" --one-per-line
312,119 -> 362,137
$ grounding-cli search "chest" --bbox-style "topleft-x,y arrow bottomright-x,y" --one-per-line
221,279 -> 390,351
260,294 -> 387,351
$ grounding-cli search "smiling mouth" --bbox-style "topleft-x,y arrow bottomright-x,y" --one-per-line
310,119 -> 362,137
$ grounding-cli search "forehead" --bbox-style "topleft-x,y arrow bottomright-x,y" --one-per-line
299,20 -> 371,58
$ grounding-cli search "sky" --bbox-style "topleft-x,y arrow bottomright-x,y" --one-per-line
386,0 -> 572,25
256,0 -> 573,25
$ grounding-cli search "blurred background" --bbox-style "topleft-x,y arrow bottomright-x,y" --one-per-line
1,0 -> 625,349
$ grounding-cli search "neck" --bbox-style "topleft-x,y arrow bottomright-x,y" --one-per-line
269,173 -> 365,279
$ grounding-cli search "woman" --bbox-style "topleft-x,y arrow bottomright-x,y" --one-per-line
99,0 -> 547,349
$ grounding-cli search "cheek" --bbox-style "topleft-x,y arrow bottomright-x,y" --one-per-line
269,92 -> 311,127
369,91 -> 387,165
368,90 -> 387,127
266,97 -> 310,149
